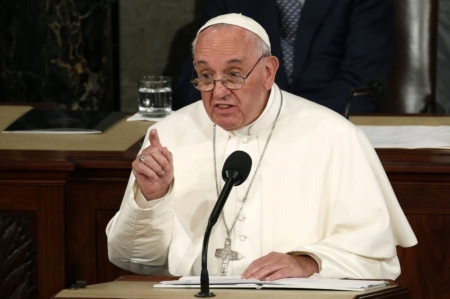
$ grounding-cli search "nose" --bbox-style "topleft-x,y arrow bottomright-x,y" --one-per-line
212,78 -> 230,98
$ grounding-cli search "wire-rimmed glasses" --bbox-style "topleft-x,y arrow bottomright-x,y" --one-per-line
190,55 -> 266,92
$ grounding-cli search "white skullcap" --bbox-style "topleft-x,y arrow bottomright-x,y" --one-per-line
197,13 -> 271,50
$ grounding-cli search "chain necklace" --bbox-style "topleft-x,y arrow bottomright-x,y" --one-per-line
213,89 -> 283,275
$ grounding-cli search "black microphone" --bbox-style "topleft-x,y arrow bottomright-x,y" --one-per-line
196,151 -> 252,297
344,80 -> 390,119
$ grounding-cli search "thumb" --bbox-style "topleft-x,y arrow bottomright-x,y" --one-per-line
149,129 -> 163,150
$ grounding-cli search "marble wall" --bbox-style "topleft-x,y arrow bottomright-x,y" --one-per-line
0,0 -> 118,110
119,0 -> 204,112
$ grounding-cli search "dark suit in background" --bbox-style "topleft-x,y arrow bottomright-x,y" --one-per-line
173,0 -> 394,113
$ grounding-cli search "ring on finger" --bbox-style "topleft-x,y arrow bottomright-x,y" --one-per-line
139,154 -> 145,164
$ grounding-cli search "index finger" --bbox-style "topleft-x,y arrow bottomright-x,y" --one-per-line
149,129 -> 163,150
241,257 -> 266,279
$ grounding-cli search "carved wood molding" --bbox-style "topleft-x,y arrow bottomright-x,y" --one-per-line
0,214 -> 37,298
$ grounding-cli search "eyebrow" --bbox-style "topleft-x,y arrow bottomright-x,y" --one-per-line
194,58 -> 244,67
194,60 -> 208,66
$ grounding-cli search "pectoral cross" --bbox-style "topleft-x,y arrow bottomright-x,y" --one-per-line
215,237 -> 242,276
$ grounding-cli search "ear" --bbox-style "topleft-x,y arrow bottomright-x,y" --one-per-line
263,56 -> 279,90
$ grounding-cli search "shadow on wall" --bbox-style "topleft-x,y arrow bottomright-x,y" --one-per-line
162,0 -> 206,105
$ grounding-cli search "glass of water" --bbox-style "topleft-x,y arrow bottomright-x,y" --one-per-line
138,76 -> 172,117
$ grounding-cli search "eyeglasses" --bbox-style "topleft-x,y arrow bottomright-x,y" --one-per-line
190,55 -> 266,92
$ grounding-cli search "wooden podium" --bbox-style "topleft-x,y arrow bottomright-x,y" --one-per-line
51,275 -> 411,299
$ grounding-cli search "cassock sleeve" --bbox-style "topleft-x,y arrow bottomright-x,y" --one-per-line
289,127 -> 416,280
106,129 -> 175,275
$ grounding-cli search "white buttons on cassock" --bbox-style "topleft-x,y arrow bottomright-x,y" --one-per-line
238,216 -> 246,221
240,235 -> 247,241
242,137 -> 250,143
237,196 -> 244,202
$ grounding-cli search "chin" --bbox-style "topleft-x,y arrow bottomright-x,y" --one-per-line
216,122 -> 242,132
212,117 -> 243,132
217,124 -> 237,131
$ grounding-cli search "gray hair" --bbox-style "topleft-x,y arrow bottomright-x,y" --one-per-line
191,24 -> 271,57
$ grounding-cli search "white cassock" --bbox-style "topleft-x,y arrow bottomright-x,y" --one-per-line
106,84 -> 417,279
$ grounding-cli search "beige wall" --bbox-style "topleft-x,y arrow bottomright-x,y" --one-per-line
119,0 -> 202,112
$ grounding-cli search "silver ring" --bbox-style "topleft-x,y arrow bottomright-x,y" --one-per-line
139,155 -> 145,164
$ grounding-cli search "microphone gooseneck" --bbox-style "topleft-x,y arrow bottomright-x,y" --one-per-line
196,151 -> 252,297
344,80 -> 390,119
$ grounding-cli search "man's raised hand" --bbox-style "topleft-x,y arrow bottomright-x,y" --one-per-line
132,129 -> 174,200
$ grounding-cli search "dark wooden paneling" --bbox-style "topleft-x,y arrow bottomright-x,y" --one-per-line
392,186 -> 450,214
396,215 -> 450,299
37,185 -> 65,299
65,180 -> 131,287
96,210 -> 133,283
0,183 -> 66,299
0,186 -> 39,211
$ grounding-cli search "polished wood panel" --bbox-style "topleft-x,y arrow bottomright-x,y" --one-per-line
376,148 -> 450,299
396,215 -> 450,298
0,177 -> 66,299
65,180 -> 133,286
96,210 -> 133,283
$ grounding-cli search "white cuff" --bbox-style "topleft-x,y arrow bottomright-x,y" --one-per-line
287,250 -> 323,273
134,182 -> 174,209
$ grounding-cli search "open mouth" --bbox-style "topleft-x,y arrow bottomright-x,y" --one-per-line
217,104 -> 232,109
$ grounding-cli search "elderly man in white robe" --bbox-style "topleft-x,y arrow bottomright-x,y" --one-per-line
107,13 -> 417,280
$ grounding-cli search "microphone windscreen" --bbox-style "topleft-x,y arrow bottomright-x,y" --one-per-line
368,80 -> 390,100
222,151 -> 252,186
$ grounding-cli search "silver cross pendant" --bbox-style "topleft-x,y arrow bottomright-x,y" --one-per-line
215,237 -> 242,276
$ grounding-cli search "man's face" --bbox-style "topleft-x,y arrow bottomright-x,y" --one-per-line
193,26 -> 275,131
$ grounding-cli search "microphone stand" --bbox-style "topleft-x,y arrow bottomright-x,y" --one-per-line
344,86 -> 375,120
344,81 -> 387,120
197,227 -> 214,297
195,173 -> 238,297
344,89 -> 357,120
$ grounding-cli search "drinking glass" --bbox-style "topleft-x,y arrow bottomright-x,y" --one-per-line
138,76 -> 172,117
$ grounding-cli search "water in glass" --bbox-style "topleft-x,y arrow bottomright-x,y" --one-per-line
138,76 -> 172,117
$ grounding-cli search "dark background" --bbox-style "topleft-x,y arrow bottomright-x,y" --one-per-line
0,0 -> 448,112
